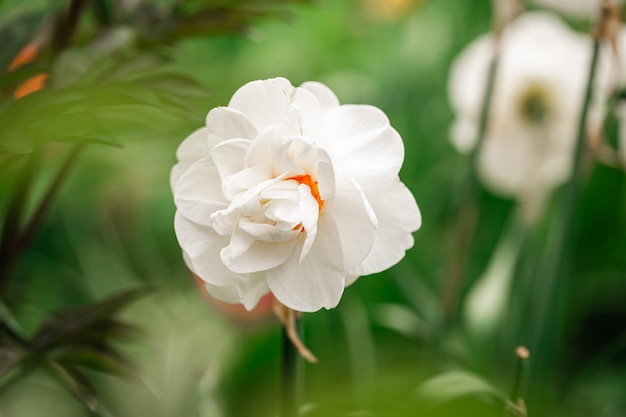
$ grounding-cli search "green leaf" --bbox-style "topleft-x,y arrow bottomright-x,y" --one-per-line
30,287 -> 154,350
0,78 -> 207,153
52,345 -> 139,380
45,360 -> 99,412
414,370 -> 506,406
0,10 -> 46,71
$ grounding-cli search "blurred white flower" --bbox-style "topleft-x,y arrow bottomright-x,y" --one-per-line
171,77 -> 421,313
531,0 -> 603,20
449,12 -> 608,204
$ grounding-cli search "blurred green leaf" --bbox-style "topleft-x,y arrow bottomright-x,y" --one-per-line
414,370 -> 506,406
30,287 -> 153,350
0,10 -> 47,71
0,75 -> 207,153
45,360 -> 99,412
53,345 -> 139,381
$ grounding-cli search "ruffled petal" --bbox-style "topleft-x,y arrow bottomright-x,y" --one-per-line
348,180 -> 421,276
301,81 -> 340,113
245,126 -> 303,178
323,105 -> 404,200
210,138 -> 252,181
228,78 -> 293,131
267,214 -> 345,312
204,282 -> 240,304
240,275 -> 271,310
330,175 -> 378,269
221,232 -> 297,274
174,156 -> 228,227
170,127 -> 210,189
174,212 -> 240,287
298,184 -> 320,261
206,106 -> 258,145
316,147 -> 336,203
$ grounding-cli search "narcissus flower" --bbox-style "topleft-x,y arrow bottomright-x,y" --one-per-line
171,77 -> 421,313
449,12 -> 609,205
531,0 -> 604,20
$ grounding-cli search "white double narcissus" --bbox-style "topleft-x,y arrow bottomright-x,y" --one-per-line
171,77 -> 421,313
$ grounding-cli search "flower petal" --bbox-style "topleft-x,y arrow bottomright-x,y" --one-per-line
301,81 -> 340,113
240,275 -> 271,311
170,127 -> 210,189
316,147 -> 336,203
206,106 -> 258,144
267,214 -> 345,312
221,232 -> 297,274
323,105 -> 404,200
330,175 -> 378,269
174,156 -> 228,227
298,183 -> 320,261
210,138 -> 252,181
348,180 -> 421,276
245,126 -> 303,178
228,78 -> 293,131
204,282 -> 240,304
174,212 -> 239,287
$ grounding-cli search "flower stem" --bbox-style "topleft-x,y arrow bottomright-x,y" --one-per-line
442,50 -> 500,324
280,320 -> 299,417
529,31 -> 602,409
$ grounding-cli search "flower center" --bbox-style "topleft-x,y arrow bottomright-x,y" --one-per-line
517,84 -> 553,125
288,174 -> 324,211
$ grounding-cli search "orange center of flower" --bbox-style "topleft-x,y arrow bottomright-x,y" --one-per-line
288,174 -> 324,211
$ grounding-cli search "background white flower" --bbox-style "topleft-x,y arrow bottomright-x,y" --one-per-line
171,77 -> 421,313
448,12 -> 609,204
531,0 -> 605,20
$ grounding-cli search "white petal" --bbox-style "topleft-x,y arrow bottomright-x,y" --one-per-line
245,126 -> 303,178
301,81 -> 340,113
241,276 -> 271,311
206,106 -> 258,144
448,35 -> 494,131
174,212 -> 240,287
264,199 -> 300,227
348,180 -> 421,276
174,156 -> 227,227
210,138 -> 252,181
316,147 -> 336,203
290,86 -> 324,140
228,78 -> 293,131
267,214 -> 345,312
204,282 -> 240,304
298,184 -> 320,261
221,233 -> 297,274
221,166 -> 269,202
170,127 -> 210,189
330,175 -> 378,269
323,105 -> 404,200
238,217 -> 301,243
288,137 -> 319,177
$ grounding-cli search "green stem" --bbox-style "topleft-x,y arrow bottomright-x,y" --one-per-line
529,36 -> 601,409
442,52 -> 500,323
280,321 -> 299,417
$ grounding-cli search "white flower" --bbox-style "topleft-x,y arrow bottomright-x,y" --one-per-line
448,12 -> 608,203
531,0 -> 604,20
171,77 -> 421,313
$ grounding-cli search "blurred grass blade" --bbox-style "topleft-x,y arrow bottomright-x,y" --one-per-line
414,370 -> 506,405
45,360 -> 98,412
30,287 -> 154,349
